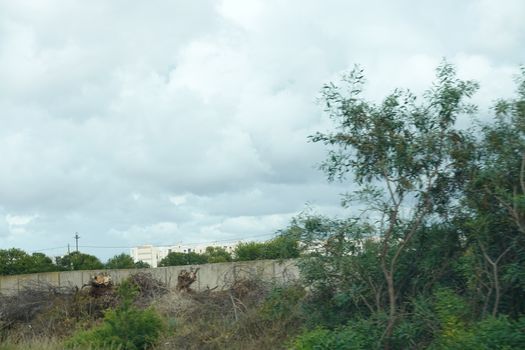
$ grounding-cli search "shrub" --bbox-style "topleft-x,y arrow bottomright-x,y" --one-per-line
425,288 -> 525,349
105,253 -> 136,269
259,283 -> 305,321
290,316 -> 384,350
429,316 -> 525,350
67,281 -> 165,350
204,246 -> 232,263
158,252 -> 207,267
234,235 -> 300,261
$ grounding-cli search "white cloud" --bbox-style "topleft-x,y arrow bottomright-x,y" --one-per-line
5,214 -> 38,227
169,195 -> 187,206
0,0 -> 522,259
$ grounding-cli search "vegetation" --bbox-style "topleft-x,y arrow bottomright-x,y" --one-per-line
0,251 -> 150,275
0,249 -> 56,275
234,233 -> 300,261
204,246 -> 233,263
1,62 -> 525,349
0,235 -> 299,274
67,281 -> 165,350
158,251 -> 208,267
55,251 -> 104,271
288,62 -> 525,348
105,253 -> 151,269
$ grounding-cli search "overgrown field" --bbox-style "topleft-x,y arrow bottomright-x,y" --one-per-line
0,271 -> 306,349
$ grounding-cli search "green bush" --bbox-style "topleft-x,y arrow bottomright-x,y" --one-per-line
429,316 -> 525,350
158,251 -> 207,266
105,253 -> 136,269
426,288 -> 525,349
204,246 -> 232,263
290,317 -> 383,350
66,281 -> 165,350
259,284 -> 305,321
234,234 -> 300,261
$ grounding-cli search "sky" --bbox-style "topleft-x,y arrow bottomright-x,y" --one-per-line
0,0 -> 523,261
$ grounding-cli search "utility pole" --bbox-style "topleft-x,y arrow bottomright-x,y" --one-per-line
74,232 -> 80,252
67,243 -> 70,254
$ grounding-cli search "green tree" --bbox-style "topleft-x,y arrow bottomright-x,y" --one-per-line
234,233 -> 300,261
311,61 -> 478,343
56,251 -> 104,271
158,251 -> 208,267
0,249 -> 58,275
134,260 -> 151,268
0,248 -> 35,275
265,233 -> 301,259
234,242 -> 266,261
106,253 -> 136,269
27,252 -> 58,273
460,66 -> 525,317
204,246 -> 232,263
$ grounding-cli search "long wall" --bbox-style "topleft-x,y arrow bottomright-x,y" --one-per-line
0,259 -> 299,296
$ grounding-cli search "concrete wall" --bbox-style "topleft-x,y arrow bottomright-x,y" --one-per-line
0,259 -> 299,296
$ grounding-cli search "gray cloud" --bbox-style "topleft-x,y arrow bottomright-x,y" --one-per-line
0,0 -> 523,260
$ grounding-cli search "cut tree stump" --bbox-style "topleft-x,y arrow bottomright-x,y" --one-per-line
176,268 -> 200,292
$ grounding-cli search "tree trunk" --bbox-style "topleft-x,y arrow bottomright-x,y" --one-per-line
385,271 -> 396,339
492,263 -> 500,317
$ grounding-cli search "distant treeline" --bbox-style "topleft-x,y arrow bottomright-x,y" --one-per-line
0,234 -> 300,275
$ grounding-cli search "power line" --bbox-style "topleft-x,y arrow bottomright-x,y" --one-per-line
31,246 -> 69,253
79,232 -> 276,249
31,232 -> 277,253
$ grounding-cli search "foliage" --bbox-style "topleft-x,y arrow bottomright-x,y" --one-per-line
0,249 -> 58,275
26,253 -> 58,273
158,251 -> 208,267
259,283 -> 305,321
204,246 -> 232,263
105,253 -> 136,269
55,251 -> 104,271
234,233 -> 300,261
234,242 -> 266,261
67,281 -> 165,350
290,317 -> 383,350
3,63 -> 525,350
133,260 -> 151,268
430,315 -> 525,350
458,67 -> 525,318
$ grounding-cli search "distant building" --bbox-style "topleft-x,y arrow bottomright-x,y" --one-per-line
130,245 -> 162,268
130,242 -> 239,268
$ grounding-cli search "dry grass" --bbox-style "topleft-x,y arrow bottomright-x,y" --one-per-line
0,282 -> 117,343
1,273 -> 305,350
153,277 -> 305,350
0,337 -> 64,350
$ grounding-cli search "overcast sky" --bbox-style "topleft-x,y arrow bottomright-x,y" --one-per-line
0,0 -> 523,260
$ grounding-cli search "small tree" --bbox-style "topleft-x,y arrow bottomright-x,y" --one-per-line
235,235 -> 301,261
134,260 -> 151,268
0,248 -> 35,275
27,252 -> 58,273
234,242 -> 266,261
462,67 -> 525,317
106,253 -> 136,269
56,251 -> 104,271
158,251 -> 207,267
312,61 -> 478,344
204,246 -> 232,263
67,280 -> 165,349
0,249 -> 59,275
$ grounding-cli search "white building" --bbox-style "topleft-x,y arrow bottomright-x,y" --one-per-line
130,245 -> 163,268
130,242 -> 239,268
